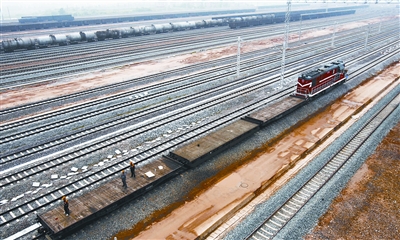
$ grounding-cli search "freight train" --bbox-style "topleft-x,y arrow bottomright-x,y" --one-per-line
227,9 -> 356,28
1,19 -> 226,52
1,6 -> 361,53
19,15 -> 74,23
35,60 -> 348,239
293,60 -> 348,99
5,9 -> 255,31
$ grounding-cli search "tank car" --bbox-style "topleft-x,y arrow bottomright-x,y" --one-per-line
36,36 -> 54,48
293,60 -> 347,99
132,26 -> 146,35
119,27 -> 135,37
16,38 -> 36,49
186,21 -> 197,29
208,19 -> 221,27
151,24 -> 173,33
108,29 -> 121,39
95,31 -> 109,41
2,39 -> 19,52
195,20 -> 206,28
213,19 -> 225,26
50,34 -> 69,46
144,25 -> 157,34
203,19 -> 214,27
66,32 -> 82,44
80,31 -> 97,42
170,22 -> 191,31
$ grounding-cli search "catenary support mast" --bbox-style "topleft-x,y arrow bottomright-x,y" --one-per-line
280,0 -> 291,88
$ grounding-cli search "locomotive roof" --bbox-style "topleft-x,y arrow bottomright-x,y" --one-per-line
301,61 -> 344,79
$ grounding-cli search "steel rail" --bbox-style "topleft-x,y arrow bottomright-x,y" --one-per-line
1,36 -> 397,239
246,58 -> 400,240
0,12 -> 389,88
2,21 -> 395,121
2,27 -> 395,144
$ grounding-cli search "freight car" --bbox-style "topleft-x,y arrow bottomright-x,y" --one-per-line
293,60 -> 347,99
19,15 -> 74,23
36,60 -> 348,239
228,9 -> 356,28
3,9 -> 255,32
1,18 -> 227,52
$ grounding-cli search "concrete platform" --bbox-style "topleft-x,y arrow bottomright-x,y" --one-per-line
245,96 -> 306,127
37,157 -> 183,239
169,120 -> 259,167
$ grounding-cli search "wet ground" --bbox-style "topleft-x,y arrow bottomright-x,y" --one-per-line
305,121 -> 400,240
123,63 -> 399,239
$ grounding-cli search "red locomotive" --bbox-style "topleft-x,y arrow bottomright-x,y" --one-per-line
294,60 -> 348,99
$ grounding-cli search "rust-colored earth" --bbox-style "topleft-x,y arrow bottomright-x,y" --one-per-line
305,122 -> 400,239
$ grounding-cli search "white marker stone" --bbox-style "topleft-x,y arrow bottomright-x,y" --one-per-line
107,155 -> 113,159
82,166 -> 88,170
42,183 -> 53,188
71,167 -> 78,172
32,182 -> 40,187
145,171 -> 155,178
11,194 -> 24,201
158,166 -> 164,170
115,150 -> 121,155
51,174 -> 58,179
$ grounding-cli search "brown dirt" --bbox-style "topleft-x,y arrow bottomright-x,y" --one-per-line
305,122 -> 400,240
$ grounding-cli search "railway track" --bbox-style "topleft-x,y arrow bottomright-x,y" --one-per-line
1,36 -> 397,187
1,27 -> 398,166
0,39 -> 397,239
246,76 -> 399,240
1,11 -> 393,89
1,8 -> 398,238
0,28 -> 389,132
2,21 -> 397,123
0,12 -> 363,63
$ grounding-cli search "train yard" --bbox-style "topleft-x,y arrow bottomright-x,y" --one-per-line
1,4 -> 399,240
0,12 -> 386,89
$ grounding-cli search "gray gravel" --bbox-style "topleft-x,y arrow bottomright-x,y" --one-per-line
56,64 -> 399,240
1,16 -> 398,239
223,79 -> 400,240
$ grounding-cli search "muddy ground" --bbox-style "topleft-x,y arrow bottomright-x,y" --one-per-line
306,122 -> 400,239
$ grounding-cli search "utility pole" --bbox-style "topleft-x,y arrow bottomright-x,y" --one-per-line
298,14 -> 302,41
237,36 -> 241,77
331,22 -> 337,47
280,0 -> 291,88
365,24 -> 370,50
378,17 -> 382,33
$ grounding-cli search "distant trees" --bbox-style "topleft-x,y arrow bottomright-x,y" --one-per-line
58,8 -> 66,15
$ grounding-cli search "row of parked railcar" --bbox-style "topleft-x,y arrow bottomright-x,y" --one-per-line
2,9 -> 255,32
19,15 -> 74,23
1,19 -> 226,52
227,9 -> 356,28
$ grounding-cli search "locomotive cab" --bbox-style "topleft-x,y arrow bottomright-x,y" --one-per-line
293,60 -> 347,99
